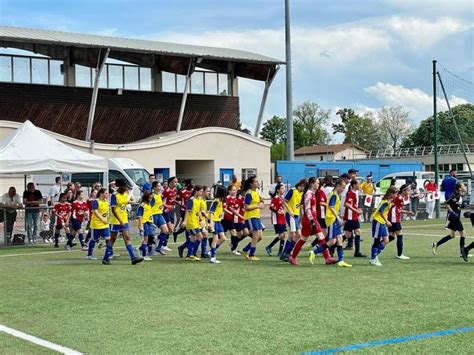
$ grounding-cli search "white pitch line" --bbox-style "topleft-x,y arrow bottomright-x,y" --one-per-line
0,324 -> 82,355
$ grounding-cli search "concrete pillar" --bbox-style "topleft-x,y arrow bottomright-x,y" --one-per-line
227,62 -> 238,97
63,61 -> 76,87
151,66 -> 162,92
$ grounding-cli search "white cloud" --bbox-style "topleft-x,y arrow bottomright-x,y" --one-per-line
385,0 -> 474,17
364,82 -> 469,121
384,16 -> 471,50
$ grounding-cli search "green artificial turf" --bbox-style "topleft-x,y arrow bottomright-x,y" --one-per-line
0,220 -> 472,354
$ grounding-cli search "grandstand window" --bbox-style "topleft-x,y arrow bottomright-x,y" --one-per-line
218,73 -> 228,95
124,66 -> 139,90
31,58 -> 48,84
0,56 -> 12,82
176,74 -> 186,92
76,65 -> 92,87
49,60 -> 64,85
108,64 -> 123,89
457,163 -> 463,171
139,68 -> 151,91
13,57 -> 30,83
191,71 -> 204,94
205,72 -> 218,95
162,72 -> 176,92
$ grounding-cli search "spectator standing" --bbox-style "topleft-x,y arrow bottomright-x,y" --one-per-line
23,182 -> 43,243
47,177 -> 61,207
360,176 -> 376,222
0,186 -> 23,241
441,169 -> 457,200
141,174 -> 155,193
424,179 -> 438,219
40,213 -> 51,243
410,181 -> 421,220
268,175 -> 282,197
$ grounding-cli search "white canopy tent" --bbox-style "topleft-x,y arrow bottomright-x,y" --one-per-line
0,120 -> 108,176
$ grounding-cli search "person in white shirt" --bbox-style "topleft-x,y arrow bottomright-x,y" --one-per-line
47,177 -> 62,206
0,186 -> 23,240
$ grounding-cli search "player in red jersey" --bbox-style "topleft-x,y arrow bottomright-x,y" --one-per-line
70,190 -> 89,250
265,183 -> 287,257
343,179 -> 366,257
290,178 -> 336,266
53,192 -> 72,249
161,176 -> 179,251
223,185 -> 244,256
232,189 -> 249,253
310,177 -> 330,249
387,184 -> 414,260
173,179 -> 193,242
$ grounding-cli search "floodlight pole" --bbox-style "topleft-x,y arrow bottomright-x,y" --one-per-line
176,58 -> 196,133
433,60 -> 439,218
285,0 -> 294,160
86,48 -> 110,148
254,66 -> 279,137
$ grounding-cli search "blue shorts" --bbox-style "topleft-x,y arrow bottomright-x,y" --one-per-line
213,221 -> 225,235
245,218 -> 263,232
164,211 -> 175,224
285,214 -> 301,232
153,214 -> 166,228
343,220 -> 360,232
143,222 -> 154,237
187,228 -> 201,236
110,223 -> 130,232
372,221 -> 389,239
222,219 -> 234,232
318,218 -> 327,229
274,224 -> 287,234
234,222 -> 245,232
327,222 -> 343,239
388,222 -> 402,233
70,218 -> 82,231
93,228 -> 110,239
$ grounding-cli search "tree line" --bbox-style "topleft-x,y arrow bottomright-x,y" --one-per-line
260,102 -> 474,161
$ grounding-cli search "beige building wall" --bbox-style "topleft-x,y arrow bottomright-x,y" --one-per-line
0,122 -> 272,193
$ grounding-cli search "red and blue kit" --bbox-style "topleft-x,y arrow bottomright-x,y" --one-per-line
301,190 -> 322,237
162,187 -> 178,223
71,200 -> 88,230
388,195 -> 404,232
54,202 -> 72,228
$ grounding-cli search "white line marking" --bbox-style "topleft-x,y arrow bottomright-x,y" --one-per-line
0,324 -> 82,354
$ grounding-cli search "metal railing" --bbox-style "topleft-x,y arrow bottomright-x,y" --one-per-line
362,144 -> 474,159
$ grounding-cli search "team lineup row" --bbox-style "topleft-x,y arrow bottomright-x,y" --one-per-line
48,174 -> 474,266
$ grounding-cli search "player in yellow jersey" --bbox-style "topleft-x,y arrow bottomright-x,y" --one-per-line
105,179 -> 142,265
241,175 -> 265,261
137,191 -> 155,261
151,181 -> 170,256
86,188 -> 110,261
317,179 -> 352,268
280,178 -> 306,261
182,185 -> 205,261
198,186 -> 211,259
370,186 -> 398,267
208,185 -> 229,264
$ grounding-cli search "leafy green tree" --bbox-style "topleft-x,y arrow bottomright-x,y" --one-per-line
293,101 -> 331,148
260,115 -> 286,144
332,108 -> 383,151
378,106 -> 413,152
402,104 -> 474,147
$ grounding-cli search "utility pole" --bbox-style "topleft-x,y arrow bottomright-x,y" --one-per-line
433,60 -> 439,218
285,0 -> 294,160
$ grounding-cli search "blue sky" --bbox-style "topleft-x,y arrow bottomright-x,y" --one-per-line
1,0 -> 473,140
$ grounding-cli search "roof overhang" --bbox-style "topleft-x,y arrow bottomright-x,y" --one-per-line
0,26 -> 283,81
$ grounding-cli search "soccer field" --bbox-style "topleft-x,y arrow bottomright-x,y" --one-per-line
0,219 -> 472,354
